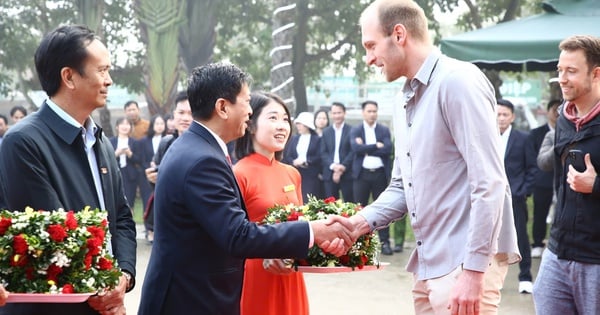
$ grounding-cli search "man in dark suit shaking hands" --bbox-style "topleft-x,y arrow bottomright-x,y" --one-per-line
138,62 -> 354,315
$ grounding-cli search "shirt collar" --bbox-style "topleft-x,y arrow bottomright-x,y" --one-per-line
363,121 -> 377,130
403,49 -> 441,96
194,121 -> 229,157
46,98 -> 98,133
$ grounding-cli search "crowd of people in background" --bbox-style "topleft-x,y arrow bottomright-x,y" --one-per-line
0,0 -> 598,314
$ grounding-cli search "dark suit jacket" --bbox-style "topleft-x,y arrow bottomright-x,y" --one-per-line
320,123 -> 354,181
349,123 -> 393,181
283,133 -> 322,177
139,136 -> 156,169
504,128 -> 537,198
138,122 -> 310,315
0,102 -> 136,315
109,136 -> 143,181
526,124 -> 554,189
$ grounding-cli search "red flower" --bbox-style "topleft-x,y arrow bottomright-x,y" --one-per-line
97,257 -> 113,270
62,284 -> 74,294
100,219 -> 108,227
13,234 -> 28,255
287,210 -> 300,221
65,211 -> 78,230
10,254 -> 28,267
0,217 -> 12,235
86,237 -> 102,256
361,255 -> 368,265
47,224 -> 68,242
25,267 -> 35,280
339,255 -> 350,265
83,253 -> 93,270
87,226 -> 105,242
46,264 -> 63,281
324,197 -> 336,204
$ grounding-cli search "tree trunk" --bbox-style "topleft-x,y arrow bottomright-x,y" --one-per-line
292,0 -> 309,115
135,0 -> 183,116
270,0 -> 296,114
179,0 -> 218,73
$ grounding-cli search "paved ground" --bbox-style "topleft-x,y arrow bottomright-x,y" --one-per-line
126,224 -> 537,315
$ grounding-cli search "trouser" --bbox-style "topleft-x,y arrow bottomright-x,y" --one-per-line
531,186 -> 553,247
353,168 -> 388,243
513,195 -> 532,281
533,249 -> 600,315
412,255 -> 508,315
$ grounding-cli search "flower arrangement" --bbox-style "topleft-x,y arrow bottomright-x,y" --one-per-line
264,196 -> 380,270
0,206 -> 122,294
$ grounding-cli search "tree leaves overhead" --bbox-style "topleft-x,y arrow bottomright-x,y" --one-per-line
0,0 -> 143,105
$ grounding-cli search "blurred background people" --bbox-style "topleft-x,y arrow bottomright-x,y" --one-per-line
283,111 -> 323,202
234,91 -> 309,315
349,100 -> 393,255
0,114 -> 7,148
320,102 -> 354,202
124,100 -> 149,140
497,99 -> 536,294
314,109 -> 329,137
9,105 -> 27,125
110,117 -> 144,212
140,114 -> 168,242
527,99 -> 561,258
143,91 -> 192,243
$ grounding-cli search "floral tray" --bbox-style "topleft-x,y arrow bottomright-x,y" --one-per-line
296,262 -> 389,273
6,293 -> 94,303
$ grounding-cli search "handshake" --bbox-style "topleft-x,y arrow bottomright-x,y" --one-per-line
310,215 -> 371,257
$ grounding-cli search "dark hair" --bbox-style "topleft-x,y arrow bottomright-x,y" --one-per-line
173,90 -> 189,111
331,102 -> 346,112
10,105 -> 28,117
187,62 -> 252,120
235,92 -> 291,161
124,100 -> 139,110
115,117 -> 132,128
547,99 -> 562,110
496,99 -> 515,113
147,114 -> 167,138
559,35 -> 600,73
314,109 -> 330,128
34,25 -> 97,97
0,114 -> 7,125
361,100 -> 378,109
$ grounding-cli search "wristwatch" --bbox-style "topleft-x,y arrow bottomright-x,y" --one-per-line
122,271 -> 134,292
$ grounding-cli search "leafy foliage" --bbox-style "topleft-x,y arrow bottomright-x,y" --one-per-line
0,0 -> 143,105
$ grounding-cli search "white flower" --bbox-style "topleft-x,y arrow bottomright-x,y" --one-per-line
50,251 -> 71,268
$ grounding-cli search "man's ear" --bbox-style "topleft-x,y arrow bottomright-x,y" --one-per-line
61,67 -> 76,89
215,98 -> 229,119
393,24 -> 407,44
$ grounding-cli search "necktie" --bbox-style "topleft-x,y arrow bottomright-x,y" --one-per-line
226,155 -> 232,166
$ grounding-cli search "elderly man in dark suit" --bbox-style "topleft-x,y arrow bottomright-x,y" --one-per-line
497,99 -> 537,294
0,25 -> 136,314
320,102 -> 355,202
349,100 -> 393,255
138,62 -> 354,315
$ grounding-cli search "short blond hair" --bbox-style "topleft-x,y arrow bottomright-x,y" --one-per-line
361,0 -> 429,42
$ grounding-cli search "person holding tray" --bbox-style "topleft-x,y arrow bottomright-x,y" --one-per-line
0,24 -> 137,314
233,91 -> 309,315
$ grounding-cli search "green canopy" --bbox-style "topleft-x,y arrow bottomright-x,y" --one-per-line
440,0 -> 600,71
